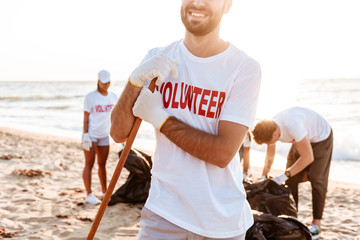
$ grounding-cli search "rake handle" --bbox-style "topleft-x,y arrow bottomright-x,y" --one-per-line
87,78 -> 157,240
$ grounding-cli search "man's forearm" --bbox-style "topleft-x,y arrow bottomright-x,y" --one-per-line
287,155 -> 313,176
110,81 -> 141,143
262,143 -> 276,177
287,137 -> 314,176
160,117 -> 248,168
262,157 -> 274,177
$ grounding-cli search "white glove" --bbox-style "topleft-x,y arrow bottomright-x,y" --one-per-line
272,173 -> 288,185
242,171 -> 252,181
82,133 -> 92,151
132,87 -> 171,130
257,176 -> 267,182
130,54 -> 181,87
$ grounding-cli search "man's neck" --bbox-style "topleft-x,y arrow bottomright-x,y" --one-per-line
183,29 -> 229,58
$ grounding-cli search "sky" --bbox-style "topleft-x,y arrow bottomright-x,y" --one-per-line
1,0 -> 360,84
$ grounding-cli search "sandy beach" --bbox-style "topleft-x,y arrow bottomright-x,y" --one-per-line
1,126 -> 359,240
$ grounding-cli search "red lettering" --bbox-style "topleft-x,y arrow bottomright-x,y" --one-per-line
107,105 -> 113,111
163,82 -> 172,108
159,82 -> 226,119
198,89 -> 210,116
192,87 -> 202,114
159,83 -> 165,94
180,83 -> 191,109
216,92 -> 226,118
171,83 -> 179,108
206,91 -> 218,118
187,85 -> 194,111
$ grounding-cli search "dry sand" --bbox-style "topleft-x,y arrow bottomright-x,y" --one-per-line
0,127 -> 359,239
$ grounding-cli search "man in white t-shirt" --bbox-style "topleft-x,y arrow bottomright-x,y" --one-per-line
252,107 -> 333,240
111,0 -> 261,239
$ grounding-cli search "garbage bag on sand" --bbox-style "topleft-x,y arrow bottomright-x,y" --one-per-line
244,179 -> 298,217
246,211 -> 312,240
108,148 -> 152,205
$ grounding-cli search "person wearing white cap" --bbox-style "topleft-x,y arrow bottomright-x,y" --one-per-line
81,70 -> 118,205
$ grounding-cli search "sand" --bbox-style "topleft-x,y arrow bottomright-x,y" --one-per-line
0,126 -> 359,240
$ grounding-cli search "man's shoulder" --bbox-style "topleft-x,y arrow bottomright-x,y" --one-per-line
147,39 -> 183,57
229,43 -> 255,59
228,43 -> 261,72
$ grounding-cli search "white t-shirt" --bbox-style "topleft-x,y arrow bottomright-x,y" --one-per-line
273,107 -> 331,143
143,40 -> 261,238
84,90 -> 118,138
242,131 -> 251,148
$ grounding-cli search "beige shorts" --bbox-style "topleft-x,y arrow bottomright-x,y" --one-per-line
137,207 -> 246,240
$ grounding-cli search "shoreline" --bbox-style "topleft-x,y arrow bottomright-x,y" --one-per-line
2,125 -> 359,185
1,126 -> 360,239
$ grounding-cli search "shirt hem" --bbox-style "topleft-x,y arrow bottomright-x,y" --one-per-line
145,203 -> 253,238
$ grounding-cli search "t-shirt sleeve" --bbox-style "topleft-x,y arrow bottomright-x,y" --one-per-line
287,120 -> 308,142
84,94 -> 91,113
242,132 -> 251,147
220,59 -> 261,129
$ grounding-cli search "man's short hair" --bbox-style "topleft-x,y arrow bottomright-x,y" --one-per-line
252,120 -> 277,144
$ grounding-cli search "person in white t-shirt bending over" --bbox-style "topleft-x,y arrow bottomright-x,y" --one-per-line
81,70 -> 118,205
252,107 -> 333,240
110,0 -> 261,239
239,131 -> 252,180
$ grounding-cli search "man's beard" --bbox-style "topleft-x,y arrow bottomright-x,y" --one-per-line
180,4 -> 223,37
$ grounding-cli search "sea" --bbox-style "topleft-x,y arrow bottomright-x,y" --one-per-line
0,79 -> 359,184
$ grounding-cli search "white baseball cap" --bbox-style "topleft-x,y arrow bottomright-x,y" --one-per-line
98,70 -> 111,83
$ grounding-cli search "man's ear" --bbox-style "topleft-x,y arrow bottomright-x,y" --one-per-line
224,0 -> 232,14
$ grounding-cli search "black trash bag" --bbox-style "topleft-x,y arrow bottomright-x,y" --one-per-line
246,211 -> 312,240
244,179 -> 297,218
108,148 -> 152,206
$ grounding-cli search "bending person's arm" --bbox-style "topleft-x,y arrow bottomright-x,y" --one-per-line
261,143 -> 276,177
286,137 -> 314,176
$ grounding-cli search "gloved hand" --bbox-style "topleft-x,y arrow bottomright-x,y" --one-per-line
242,171 -> 252,181
242,172 -> 248,181
82,133 -> 92,151
132,87 -> 171,130
272,173 -> 288,185
130,54 -> 181,87
257,175 -> 267,182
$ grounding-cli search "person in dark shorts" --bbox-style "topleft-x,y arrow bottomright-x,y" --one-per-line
252,107 -> 333,240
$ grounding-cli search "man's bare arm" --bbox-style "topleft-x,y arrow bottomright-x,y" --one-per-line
261,143 -> 276,177
287,137 -> 314,176
110,82 -> 141,143
160,117 -> 248,168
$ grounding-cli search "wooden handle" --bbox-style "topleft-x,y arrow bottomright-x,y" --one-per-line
87,78 -> 157,240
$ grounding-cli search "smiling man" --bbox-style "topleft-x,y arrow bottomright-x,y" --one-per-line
111,0 -> 261,239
